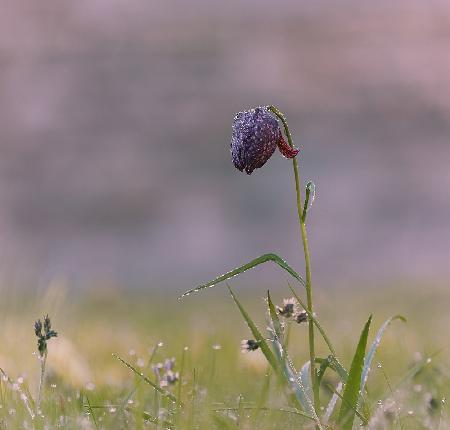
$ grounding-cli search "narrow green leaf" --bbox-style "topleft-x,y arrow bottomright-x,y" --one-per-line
361,315 -> 406,393
266,291 -> 319,422
142,411 -> 174,428
323,382 -> 342,425
326,383 -> 368,425
213,406 -> 314,421
280,352 -> 322,428
231,286 -> 318,424
338,315 -> 372,430
267,291 -> 283,343
317,355 -> 349,383
316,355 -> 349,387
316,358 -> 330,387
212,414 -> 236,430
299,361 -> 314,404
250,369 -> 271,423
84,393 -> 99,430
227,286 -> 279,372
113,354 -> 182,406
179,253 -> 305,299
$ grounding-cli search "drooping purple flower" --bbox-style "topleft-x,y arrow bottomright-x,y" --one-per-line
231,106 -> 299,174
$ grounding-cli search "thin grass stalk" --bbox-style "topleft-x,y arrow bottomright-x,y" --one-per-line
36,349 -> 47,413
268,105 -> 318,411
85,393 -> 100,430
175,347 -> 187,426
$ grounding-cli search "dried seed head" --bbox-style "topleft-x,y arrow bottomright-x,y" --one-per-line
34,320 -> 43,338
240,339 -> 260,353
276,297 -> 298,318
34,315 -> 57,357
294,310 -> 308,324
43,315 -> 51,334
231,107 -> 298,174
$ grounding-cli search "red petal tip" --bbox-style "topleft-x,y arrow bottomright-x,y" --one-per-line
277,137 -> 300,159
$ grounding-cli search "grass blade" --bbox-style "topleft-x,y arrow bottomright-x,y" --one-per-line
113,354 -> 182,407
323,382 -> 342,425
213,406 -> 314,420
316,355 -> 349,385
250,369 -> 271,423
266,291 -> 319,423
84,393 -> 99,430
230,286 -> 319,424
338,315 -> 372,430
360,315 -> 406,393
228,286 -> 279,372
299,361 -> 313,404
179,253 -> 305,299
326,383 -> 368,425
267,290 -> 284,344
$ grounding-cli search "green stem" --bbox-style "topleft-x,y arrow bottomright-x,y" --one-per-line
268,105 -> 319,412
37,350 -> 47,413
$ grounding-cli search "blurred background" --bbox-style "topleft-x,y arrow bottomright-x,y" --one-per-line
0,0 -> 450,291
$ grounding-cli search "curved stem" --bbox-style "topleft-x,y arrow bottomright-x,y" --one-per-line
268,105 -> 319,411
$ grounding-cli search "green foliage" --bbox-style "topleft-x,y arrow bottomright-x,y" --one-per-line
180,253 -> 305,299
361,315 -> 406,394
338,315 -> 372,429
113,354 -> 182,406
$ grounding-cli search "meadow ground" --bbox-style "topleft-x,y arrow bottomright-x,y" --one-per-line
0,281 -> 448,429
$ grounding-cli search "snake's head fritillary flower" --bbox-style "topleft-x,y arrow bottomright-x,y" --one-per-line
231,106 -> 299,174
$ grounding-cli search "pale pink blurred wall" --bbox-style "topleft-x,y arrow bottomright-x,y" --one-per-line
0,0 -> 449,288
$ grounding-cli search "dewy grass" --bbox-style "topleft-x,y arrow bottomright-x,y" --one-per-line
0,287 -> 447,429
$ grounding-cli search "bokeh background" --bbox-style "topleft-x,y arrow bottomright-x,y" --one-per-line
1,0 -> 450,291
